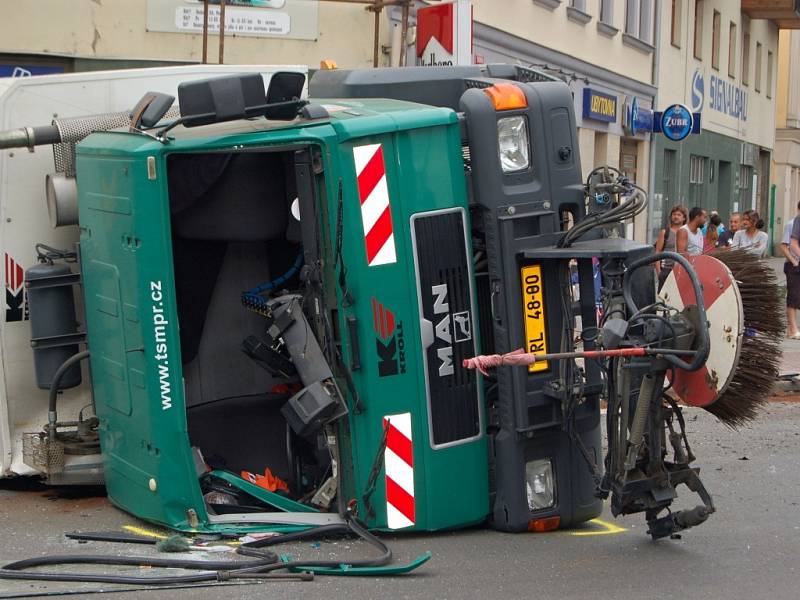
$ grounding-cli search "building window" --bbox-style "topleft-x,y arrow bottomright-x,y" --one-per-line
728,22 -> 737,78
626,0 -> 640,36
671,0 -> 682,47
739,165 -> 751,191
567,0 -> 592,24
767,50 -> 773,99
571,0 -> 587,9
600,0 -> 613,24
711,10 -> 721,70
639,0 -> 653,43
755,42 -> 762,93
742,32 -> 750,86
690,155 -> 705,184
693,0 -> 704,60
624,0 -> 654,46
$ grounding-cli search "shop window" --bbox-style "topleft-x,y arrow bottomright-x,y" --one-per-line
728,22 -> 737,78
742,32 -> 750,86
767,50 -> 773,99
755,42 -> 762,93
671,0 -> 682,48
693,0 -> 704,60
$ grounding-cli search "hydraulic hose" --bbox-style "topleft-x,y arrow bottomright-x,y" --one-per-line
622,251 -> 710,372
47,350 -> 91,439
0,516 -> 391,586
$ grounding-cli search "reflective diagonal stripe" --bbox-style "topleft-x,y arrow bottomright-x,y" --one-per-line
353,144 -> 396,267
384,412 -> 415,529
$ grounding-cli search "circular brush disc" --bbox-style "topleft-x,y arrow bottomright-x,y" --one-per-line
658,254 -> 743,412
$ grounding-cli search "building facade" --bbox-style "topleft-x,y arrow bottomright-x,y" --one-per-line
466,0 -> 659,241
648,0 -> 783,243
0,0 -> 381,74
773,29 -> 800,243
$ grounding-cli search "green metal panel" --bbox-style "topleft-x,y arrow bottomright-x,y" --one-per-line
76,99 -> 488,533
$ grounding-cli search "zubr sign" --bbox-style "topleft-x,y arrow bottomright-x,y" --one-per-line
690,69 -> 747,120
656,104 -> 700,142
416,0 -> 472,66
582,88 -> 617,122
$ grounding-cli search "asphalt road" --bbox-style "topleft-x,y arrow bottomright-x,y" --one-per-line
1,402 -> 799,600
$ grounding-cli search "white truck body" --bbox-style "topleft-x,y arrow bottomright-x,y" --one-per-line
0,64 -> 307,478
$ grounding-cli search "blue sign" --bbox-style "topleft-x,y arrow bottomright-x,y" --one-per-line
0,65 -> 64,78
624,96 -> 654,136
582,88 -> 617,122
690,69 -> 747,120
658,104 -> 694,141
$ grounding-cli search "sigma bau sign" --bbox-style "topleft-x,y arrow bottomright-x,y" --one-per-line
691,69 -> 747,120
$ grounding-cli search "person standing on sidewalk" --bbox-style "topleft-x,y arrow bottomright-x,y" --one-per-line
677,206 -> 707,256
654,205 -> 687,288
731,210 -> 769,257
784,201 -> 800,339
717,212 -> 739,247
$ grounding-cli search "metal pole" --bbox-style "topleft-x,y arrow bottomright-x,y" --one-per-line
219,0 -> 226,65
372,2 -> 380,68
399,1 -> 409,67
202,0 -> 209,64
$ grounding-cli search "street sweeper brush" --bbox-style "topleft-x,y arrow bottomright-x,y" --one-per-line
661,250 -> 784,428
706,249 -> 784,426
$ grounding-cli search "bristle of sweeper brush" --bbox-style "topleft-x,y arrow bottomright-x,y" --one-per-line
705,249 -> 784,428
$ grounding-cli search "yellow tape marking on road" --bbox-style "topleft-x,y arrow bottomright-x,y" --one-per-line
122,524 -> 169,540
569,518 -> 628,536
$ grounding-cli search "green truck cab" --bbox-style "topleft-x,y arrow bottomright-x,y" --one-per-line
73,65 -> 602,534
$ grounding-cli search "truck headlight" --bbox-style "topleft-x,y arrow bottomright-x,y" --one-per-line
497,116 -> 530,173
525,458 -> 555,510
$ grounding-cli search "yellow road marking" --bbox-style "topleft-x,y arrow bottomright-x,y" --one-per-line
122,524 -> 169,540
568,518 -> 628,536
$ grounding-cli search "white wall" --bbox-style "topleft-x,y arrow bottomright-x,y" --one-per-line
473,0 -> 654,85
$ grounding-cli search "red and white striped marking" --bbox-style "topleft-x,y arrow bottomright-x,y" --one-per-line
4,253 -> 24,294
659,254 -> 742,408
383,412 -> 415,529
353,144 -> 397,267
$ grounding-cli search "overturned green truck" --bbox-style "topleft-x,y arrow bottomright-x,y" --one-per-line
4,65 -> 608,535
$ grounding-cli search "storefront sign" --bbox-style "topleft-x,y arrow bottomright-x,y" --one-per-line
656,104 -> 697,142
416,0 -> 472,66
690,69 -> 747,121
622,96 -> 654,136
145,0 -> 318,41
0,65 -> 64,78
582,88 -> 617,123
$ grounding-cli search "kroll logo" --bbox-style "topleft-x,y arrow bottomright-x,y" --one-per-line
690,70 -> 705,112
430,283 -> 472,378
5,253 -> 28,323
372,298 -> 406,377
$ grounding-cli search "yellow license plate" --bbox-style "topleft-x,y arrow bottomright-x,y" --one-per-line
520,264 -> 548,372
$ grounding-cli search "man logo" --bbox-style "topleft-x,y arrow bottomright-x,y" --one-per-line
372,297 -> 406,377
690,70 -> 704,112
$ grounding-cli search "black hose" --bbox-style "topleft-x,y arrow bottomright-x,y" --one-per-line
622,251 -> 709,372
48,350 -> 90,436
0,516 -> 391,586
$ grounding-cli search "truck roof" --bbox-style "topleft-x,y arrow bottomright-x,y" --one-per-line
78,96 -> 458,152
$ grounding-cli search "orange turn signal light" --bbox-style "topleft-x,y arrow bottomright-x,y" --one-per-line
484,82 -> 528,111
527,516 -> 561,532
